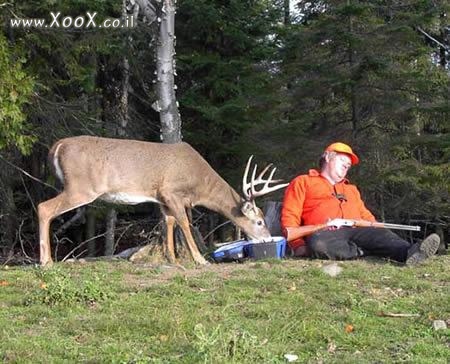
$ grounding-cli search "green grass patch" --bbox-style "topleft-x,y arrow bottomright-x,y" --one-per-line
0,256 -> 449,362
24,266 -> 112,306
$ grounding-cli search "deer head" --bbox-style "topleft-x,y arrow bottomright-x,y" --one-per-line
237,155 -> 288,240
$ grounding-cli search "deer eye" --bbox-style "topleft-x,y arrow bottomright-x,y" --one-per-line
257,220 -> 263,226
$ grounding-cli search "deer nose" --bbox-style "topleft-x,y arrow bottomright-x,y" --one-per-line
259,229 -> 271,238
247,228 -> 271,240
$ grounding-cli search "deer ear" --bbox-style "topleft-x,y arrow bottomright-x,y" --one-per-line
241,200 -> 257,218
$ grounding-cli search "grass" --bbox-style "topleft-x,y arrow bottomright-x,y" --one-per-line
0,255 -> 449,363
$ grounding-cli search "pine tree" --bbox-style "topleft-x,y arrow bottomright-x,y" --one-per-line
175,0 -> 284,177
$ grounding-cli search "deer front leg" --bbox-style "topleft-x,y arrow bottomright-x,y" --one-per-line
177,216 -> 208,265
161,194 -> 208,265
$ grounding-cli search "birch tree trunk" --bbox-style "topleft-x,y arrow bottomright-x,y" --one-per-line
133,0 -> 182,143
154,0 -> 182,143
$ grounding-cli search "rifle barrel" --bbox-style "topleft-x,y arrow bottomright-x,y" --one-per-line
379,222 -> 421,231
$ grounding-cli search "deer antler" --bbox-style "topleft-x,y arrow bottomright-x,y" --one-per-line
242,155 -> 289,201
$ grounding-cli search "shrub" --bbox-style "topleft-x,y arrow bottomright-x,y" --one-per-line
25,267 -> 111,306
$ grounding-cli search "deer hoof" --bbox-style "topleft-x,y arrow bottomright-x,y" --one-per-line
195,256 -> 209,265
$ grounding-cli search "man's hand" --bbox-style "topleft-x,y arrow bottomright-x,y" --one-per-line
326,218 -> 355,229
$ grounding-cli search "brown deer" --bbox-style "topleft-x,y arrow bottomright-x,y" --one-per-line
38,136 -> 288,266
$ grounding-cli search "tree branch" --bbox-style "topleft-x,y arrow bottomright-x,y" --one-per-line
417,27 -> 449,50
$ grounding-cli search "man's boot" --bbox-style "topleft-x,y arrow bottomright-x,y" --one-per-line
405,233 -> 440,266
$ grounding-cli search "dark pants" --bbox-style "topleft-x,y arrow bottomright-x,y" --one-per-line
305,227 -> 411,262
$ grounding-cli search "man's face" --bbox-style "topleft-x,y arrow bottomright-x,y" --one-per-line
327,152 -> 352,182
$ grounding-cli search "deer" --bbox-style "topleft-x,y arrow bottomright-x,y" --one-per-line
37,135 -> 288,266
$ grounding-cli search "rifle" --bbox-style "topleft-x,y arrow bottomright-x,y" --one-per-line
284,218 -> 420,242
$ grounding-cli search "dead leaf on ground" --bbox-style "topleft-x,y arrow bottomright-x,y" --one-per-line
345,324 -> 354,333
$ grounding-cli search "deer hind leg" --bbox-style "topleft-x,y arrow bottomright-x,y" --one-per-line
38,191 -> 99,266
160,195 -> 208,265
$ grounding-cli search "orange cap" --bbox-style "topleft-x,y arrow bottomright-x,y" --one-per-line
325,142 -> 359,165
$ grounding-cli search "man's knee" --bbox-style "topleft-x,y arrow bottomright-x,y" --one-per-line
307,236 -> 329,257
306,231 -> 361,260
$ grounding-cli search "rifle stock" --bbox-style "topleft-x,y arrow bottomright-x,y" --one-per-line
284,224 -> 327,242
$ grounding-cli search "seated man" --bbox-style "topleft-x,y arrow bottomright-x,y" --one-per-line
281,142 -> 440,265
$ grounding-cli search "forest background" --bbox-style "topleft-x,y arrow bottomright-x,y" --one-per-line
0,0 -> 448,263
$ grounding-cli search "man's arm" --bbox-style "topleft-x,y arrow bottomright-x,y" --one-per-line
280,176 -> 306,230
352,186 -> 376,222
281,176 -> 309,248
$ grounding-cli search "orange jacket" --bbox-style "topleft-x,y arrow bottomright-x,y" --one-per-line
281,170 -> 376,248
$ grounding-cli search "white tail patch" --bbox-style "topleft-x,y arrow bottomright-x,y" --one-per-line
53,143 -> 64,184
